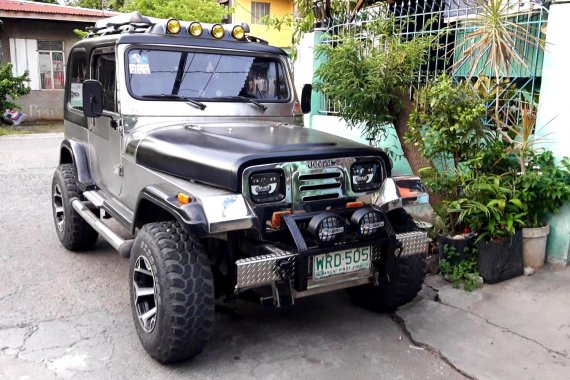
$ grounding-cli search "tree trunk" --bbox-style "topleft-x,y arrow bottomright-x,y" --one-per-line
395,92 -> 444,207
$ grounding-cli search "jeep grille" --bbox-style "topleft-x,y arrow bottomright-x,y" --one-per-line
296,170 -> 344,202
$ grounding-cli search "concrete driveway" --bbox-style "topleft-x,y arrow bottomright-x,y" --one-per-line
0,133 -> 464,379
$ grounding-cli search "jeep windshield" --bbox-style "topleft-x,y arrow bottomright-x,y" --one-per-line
127,49 -> 290,102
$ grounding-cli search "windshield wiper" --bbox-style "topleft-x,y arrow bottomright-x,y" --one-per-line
141,94 -> 206,110
212,96 -> 267,111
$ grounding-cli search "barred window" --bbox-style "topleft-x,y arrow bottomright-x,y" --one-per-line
251,2 -> 270,24
38,40 -> 64,90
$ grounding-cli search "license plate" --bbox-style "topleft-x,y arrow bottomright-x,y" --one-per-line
313,246 -> 371,279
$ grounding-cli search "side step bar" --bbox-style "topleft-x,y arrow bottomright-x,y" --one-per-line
71,199 -> 134,258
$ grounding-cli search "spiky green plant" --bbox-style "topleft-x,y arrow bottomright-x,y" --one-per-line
452,0 -> 545,117
453,0 -> 543,80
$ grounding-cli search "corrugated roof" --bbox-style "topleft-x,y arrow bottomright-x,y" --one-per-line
0,0 -> 117,18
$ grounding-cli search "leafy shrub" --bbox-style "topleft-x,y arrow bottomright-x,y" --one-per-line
0,64 -> 30,123
406,75 -> 489,170
314,18 -> 432,144
439,245 -> 480,291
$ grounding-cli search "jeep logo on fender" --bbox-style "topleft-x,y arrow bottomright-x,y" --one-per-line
308,160 -> 336,169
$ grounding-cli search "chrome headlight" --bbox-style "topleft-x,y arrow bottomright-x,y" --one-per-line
249,171 -> 285,203
308,212 -> 345,243
351,160 -> 383,192
351,208 -> 386,237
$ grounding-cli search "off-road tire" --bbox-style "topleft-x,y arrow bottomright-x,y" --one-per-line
348,209 -> 425,312
348,254 -> 425,312
129,222 -> 214,364
51,164 -> 98,251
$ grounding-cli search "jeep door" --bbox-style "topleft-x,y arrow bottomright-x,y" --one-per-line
87,47 -> 122,196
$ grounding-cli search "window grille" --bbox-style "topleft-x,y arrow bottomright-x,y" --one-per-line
251,2 -> 270,24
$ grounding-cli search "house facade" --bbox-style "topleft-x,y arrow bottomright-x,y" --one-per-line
224,0 -> 294,48
0,0 -> 114,120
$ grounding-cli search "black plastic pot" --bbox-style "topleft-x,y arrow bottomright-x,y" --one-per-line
477,231 -> 523,284
438,235 -> 475,266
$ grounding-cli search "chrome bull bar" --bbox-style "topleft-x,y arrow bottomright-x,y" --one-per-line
235,231 -> 429,293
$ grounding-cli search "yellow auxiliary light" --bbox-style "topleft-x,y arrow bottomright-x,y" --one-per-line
166,19 -> 181,34
188,22 -> 203,37
231,25 -> 246,40
211,24 -> 225,39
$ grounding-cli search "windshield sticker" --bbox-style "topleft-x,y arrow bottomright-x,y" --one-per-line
70,82 -> 83,108
129,53 -> 151,75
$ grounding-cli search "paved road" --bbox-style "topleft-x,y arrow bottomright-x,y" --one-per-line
0,134 -> 464,380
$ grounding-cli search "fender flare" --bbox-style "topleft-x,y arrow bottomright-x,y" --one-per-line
60,139 -> 94,191
133,185 -> 208,237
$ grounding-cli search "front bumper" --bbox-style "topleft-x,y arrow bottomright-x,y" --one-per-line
234,230 -> 428,294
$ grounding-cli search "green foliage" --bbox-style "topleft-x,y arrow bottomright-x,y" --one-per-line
446,174 -> 526,240
67,0 -> 125,9
406,75 -> 490,170
120,0 -> 229,23
452,0 -> 544,82
314,18 -> 432,143
439,245 -> 480,291
0,64 -> 31,120
74,29 -> 89,39
515,151 -> 570,228
70,0 -> 230,23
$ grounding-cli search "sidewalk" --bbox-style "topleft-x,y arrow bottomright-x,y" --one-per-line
396,266 -> 570,379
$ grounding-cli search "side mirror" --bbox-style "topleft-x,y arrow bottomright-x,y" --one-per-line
301,83 -> 312,114
82,80 -> 103,118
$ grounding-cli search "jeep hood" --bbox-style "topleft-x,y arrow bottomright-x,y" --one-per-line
131,123 -> 389,192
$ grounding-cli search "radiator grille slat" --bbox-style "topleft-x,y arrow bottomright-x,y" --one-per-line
298,169 -> 344,202
299,172 -> 341,181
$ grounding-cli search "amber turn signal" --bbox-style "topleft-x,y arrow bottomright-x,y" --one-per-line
166,19 -> 181,34
177,193 -> 192,205
346,201 -> 364,208
271,210 -> 292,229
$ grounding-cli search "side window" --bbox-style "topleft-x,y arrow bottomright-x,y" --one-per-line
68,49 -> 87,110
94,53 -> 117,113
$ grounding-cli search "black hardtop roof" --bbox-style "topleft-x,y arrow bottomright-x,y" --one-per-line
72,33 -> 288,56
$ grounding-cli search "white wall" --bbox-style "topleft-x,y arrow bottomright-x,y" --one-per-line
535,2 -> 570,265
536,2 -> 570,158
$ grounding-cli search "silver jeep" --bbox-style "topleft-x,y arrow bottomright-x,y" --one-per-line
52,12 -> 429,364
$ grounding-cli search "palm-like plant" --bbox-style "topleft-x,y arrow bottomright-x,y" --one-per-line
451,0 -> 545,117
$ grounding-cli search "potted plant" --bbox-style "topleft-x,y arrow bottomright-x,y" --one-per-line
515,151 -> 570,268
498,104 -> 570,268
447,172 -> 526,283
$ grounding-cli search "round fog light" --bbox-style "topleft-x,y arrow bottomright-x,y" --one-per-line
211,24 -> 225,39
232,25 -> 246,40
351,208 -> 386,237
166,19 -> 181,34
188,22 -> 203,37
308,213 -> 345,243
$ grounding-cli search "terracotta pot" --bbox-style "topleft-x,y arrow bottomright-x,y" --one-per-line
522,225 -> 550,269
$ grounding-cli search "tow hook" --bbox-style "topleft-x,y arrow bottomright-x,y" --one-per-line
276,258 -> 294,281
